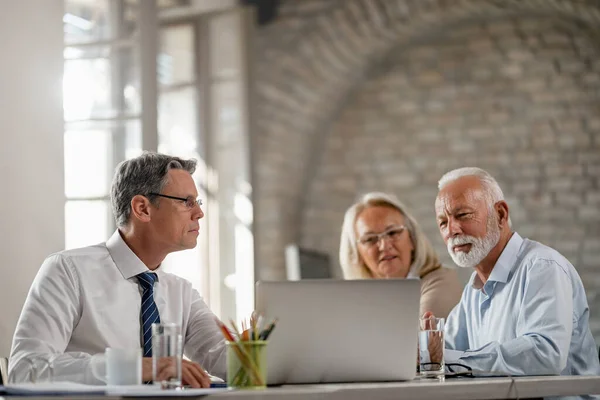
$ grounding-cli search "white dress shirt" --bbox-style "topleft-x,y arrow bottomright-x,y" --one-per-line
9,230 -> 226,384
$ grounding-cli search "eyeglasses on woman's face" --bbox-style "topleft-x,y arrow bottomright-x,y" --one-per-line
357,225 -> 407,247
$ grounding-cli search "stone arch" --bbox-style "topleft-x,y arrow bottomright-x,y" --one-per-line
254,0 -> 600,279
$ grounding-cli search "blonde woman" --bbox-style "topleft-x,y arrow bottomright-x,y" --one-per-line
340,192 -> 461,318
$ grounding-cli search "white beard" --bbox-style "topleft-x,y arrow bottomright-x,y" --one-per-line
447,215 -> 501,269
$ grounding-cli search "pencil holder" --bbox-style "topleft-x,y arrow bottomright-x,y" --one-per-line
226,340 -> 267,389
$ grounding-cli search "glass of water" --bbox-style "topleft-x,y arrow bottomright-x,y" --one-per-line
152,322 -> 183,389
418,316 -> 445,378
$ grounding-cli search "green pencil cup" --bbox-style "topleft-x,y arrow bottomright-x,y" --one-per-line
226,340 -> 267,389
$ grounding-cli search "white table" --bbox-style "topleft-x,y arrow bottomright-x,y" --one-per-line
9,376 -> 600,400
208,376 -> 600,400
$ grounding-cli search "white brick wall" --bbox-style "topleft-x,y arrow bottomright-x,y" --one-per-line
253,0 -> 600,341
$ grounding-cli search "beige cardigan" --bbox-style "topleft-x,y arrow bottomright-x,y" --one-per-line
419,266 -> 462,319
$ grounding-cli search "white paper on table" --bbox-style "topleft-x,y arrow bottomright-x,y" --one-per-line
105,385 -> 231,397
2,382 -> 106,395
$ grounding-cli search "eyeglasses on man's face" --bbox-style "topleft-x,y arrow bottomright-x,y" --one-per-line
357,225 -> 407,247
148,193 -> 203,210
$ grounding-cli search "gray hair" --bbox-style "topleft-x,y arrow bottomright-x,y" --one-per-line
111,152 -> 197,227
438,167 -> 512,227
339,192 -> 442,279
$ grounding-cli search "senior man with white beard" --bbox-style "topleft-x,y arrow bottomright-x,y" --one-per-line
429,167 -> 600,382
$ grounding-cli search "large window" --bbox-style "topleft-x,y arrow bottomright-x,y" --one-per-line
63,0 -> 141,250
62,0 -> 211,299
157,23 -> 208,296
62,0 -> 253,321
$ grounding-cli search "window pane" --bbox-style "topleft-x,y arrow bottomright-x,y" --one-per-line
65,200 -> 110,249
235,223 -> 254,320
65,129 -> 111,198
64,120 -> 142,198
63,48 -> 139,118
64,46 -> 111,60
123,49 -> 141,115
163,248 -> 204,293
64,0 -> 111,43
158,86 -> 198,157
64,58 -> 112,121
209,13 -> 240,79
159,25 -> 195,85
64,0 -> 137,44
124,119 -> 143,159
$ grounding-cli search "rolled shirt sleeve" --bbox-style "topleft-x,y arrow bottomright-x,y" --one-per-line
183,289 -> 226,379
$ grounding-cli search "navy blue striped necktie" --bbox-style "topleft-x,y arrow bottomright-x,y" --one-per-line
137,272 -> 161,357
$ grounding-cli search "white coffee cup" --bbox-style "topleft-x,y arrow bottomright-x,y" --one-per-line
91,348 -> 142,385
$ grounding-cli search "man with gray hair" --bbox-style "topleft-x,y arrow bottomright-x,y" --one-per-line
430,167 -> 599,382
9,152 -> 223,387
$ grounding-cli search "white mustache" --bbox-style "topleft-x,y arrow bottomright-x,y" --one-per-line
447,235 -> 477,250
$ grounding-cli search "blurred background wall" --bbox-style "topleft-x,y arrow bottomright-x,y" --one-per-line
252,0 -> 600,337
0,0 -> 65,357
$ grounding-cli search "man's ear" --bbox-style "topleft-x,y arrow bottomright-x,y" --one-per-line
130,195 -> 152,223
495,200 -> 509,228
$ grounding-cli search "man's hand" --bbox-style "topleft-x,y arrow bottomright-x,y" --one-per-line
142,357 -> 211,388
426,330 -> 444,365
421,311 -> 435,329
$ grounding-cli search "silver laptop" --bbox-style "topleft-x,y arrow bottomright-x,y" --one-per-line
255,279 -> 421,385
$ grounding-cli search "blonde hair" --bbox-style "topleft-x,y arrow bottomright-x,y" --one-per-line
339,192 -> 442,279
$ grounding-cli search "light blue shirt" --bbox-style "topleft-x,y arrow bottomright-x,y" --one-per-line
445,232 -> 600,382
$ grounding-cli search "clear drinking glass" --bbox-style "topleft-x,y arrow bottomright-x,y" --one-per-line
152,323 -> 183,389
418,317 -> 445,378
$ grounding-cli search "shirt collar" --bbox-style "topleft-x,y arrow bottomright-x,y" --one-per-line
468,271 -> 479,288
471,232 -> 523,290
106,230 -> 159,280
